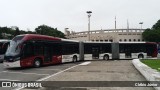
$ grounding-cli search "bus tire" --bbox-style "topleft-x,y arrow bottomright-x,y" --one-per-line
34,58 -> 42,68
103,55 -> 109,60
72,55 -> 77,62
138,54 -> 144,59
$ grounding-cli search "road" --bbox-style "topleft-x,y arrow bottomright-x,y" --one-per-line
0,60 -> 155,90
0,62 -> 81,90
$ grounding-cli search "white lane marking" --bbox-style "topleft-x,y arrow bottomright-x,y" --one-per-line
0,79 -> 20,81
2,71 -> 49,76
37,64 -> 80,81
79,61 -> 91,65
15,63 -> 82,90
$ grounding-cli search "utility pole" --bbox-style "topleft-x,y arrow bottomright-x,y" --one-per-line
115,16 -> 117,29
86,11 -> 92,41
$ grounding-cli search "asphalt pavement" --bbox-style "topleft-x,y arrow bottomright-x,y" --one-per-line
22,60 -> 154,90
0,62 -> 81,90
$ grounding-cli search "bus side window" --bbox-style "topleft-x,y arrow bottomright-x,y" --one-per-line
34,43 -> 43,55
23,42 -> 34,57
119,44 -> 124,53
52,44 -> 62,55
158,44 -> 160,54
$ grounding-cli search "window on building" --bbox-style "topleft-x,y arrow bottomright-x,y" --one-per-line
100,40 -> 103,42
129,39 -> 131,42
124,39 -> 127,42
119,39 -> 122,42
138,39 -> 140,42
133,39 -> 136,42
109,39 -> 113,42
96,40 -> 99,42
105,40 -> 108,42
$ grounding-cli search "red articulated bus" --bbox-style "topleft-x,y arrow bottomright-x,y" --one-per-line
3,34 -> 80,68
3,34 -> 158,68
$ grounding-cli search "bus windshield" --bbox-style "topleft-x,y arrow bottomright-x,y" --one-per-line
5,36 -> 24,56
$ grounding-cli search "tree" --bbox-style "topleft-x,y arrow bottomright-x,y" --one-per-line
152,19 -> 160,30
35,25 -> 65,38
14,27 -> 20,36
142,19 -> 160,42
0,32 -> 3,39
0,26 -> 14,39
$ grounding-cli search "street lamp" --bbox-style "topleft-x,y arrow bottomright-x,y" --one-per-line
139,22 -> 143,29
86,11 -> 92,41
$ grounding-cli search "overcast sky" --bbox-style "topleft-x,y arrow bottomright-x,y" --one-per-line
0,0 -> 160,32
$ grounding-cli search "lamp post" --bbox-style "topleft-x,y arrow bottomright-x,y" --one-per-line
86,11 -> 92,41
139,22 -> 143,29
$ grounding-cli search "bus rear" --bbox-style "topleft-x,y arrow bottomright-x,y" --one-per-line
119,42 -> 157,59
0,40 -> 10,62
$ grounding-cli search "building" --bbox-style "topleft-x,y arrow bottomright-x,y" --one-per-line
65,29 -> 145,42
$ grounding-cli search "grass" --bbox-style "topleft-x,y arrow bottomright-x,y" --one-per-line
141,59 -> 160,71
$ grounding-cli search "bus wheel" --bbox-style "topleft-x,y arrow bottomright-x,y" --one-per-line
138,54 -> 144,59
72,56 -> 77,62
34,59 -> 41,68
103,55 -> 109,60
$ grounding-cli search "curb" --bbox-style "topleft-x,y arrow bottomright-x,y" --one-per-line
132,59 -> 160,90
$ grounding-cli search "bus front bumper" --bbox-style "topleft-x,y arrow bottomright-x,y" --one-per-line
3,60 -> 21,68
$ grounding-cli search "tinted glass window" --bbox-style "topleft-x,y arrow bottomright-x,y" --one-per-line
62,43 -> 79,55
52,43 -> 62,55
23,42 -> 34,57
34,42 -> 43,55
5,36 -> 24,56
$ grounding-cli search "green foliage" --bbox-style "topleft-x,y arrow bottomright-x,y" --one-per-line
0,27 -> 14,39
35,25 -> 65,38
142,19 -> 160,42
0,26 -> 35,39
14,27 -> 20,37
0,32 -> 3,39
141,60 -> 160,71
0,25 -> 65,39
152,20 -> 160,30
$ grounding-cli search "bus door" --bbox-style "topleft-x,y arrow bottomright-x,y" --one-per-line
44,44 -> 52,63
92,47 -> 99,59
125,47 -> 131,58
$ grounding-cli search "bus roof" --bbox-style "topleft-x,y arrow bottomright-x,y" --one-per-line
119,42 -> 157,44
84,41 -> 111,44
119,42 -> 146,44
15,34 -> 61,41
83,41 -> 157,44
61,39 -> 79,42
